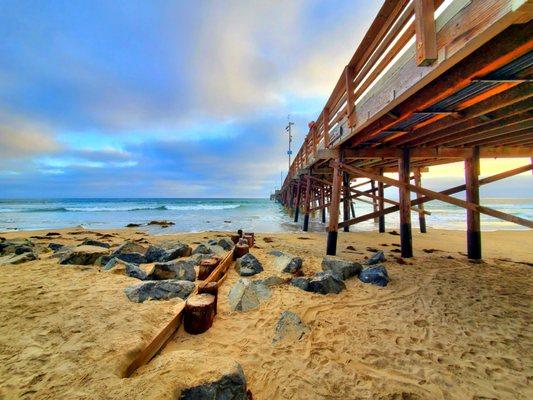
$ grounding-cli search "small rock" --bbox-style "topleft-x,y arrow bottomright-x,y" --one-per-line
273,311 -> 309,344
359,265 -> 389,287
0,252 -> 37,265
321,256 -> 362,280
115,252 -> 147,264
0,239 -> 34,255
112,241 -> 147,256
346,245 -> 356,251
147,260 -> 196,281
81,239 -> 110,248
272,252 -> 302,274
307,271 -> 346,294
163,244 -> 193,261
235,253 -> 263,276
228,279 -> 270,312
290,277 -> 310,291
60,245 -> 109,265
148,220 -> 175,226
14,245 -> 33,255
217,237 -> 234,251
103,258 -> 147,280
259,275 -> 288,287
124,280 -> 195,303
207,239 -> 218,246
364,251 -> 386,265
267,249 -> 283,257
192,244 -> 212,255
48,243 -> 64,252
125,223 -> 141,227
389,230 -> 400,236
45,232 -> 61,236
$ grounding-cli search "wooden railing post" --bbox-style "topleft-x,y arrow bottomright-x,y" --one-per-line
344,65 -> 357,128
414,0 -> 437,66
323,107 -> 330,148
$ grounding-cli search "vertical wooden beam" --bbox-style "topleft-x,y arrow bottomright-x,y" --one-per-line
323,107 -> 330,148
342,171 -> 351,232
327,149 -> 342,255
398,147 -> 413,258
465,147 -> 481,260
321,186 -> 327,223
414,0 -> 437,66
371,180 -> 378,223
378,169 -> 385,233
344,65 -> 357,128
294,180 -> 302,223
303,174 -> 312,231
413,168 -> 427,233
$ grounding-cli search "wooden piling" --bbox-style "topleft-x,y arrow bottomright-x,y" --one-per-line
342,172 -> 351,232
294,180 -> 302,223
465,147 -> 481,260
398,147 -> 413,258
378,169 -> 385,233
414,168 -> 427,233
303,174 -> 312,231
327,150 -> 341,255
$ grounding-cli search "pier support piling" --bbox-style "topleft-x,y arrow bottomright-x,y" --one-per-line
303,174 -> 311,231
342,172 -> 351,232
327,150 -> 342,255
414,168 -> 427,233
465,147 -> 482,261
378,169 -> 385,233
294,180 -> 302,223
399,147 -> 413,258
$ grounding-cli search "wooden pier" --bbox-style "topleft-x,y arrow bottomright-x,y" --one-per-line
276,0 -> 533,260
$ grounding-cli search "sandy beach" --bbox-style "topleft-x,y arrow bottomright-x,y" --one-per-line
0,227 -> 531,399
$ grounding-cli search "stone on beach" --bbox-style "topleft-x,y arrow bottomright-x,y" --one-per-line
217,237 -> 235,251
291,271 -> 346,295
258,275 -> 289,287
321,256 -> 362,280
192,244 -> 212,255
48,243 -> 65,252
0,239 -> 34,255
235,253 -> 263,276
272,252 -> 303,274
81,239 -> 110,248
112,241 -> 147,255
60,245 -> 109,265
103,258 -> 147,280
359,265 -> 390,287
124,280 -> 195,303
0,251 -> 37,266
228,278 -> 270,312
365,251 -> 386,265
272,311 -> 309,344
147,260 -> 196,281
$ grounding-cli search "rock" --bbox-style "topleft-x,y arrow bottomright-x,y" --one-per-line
48,243 -> 64,252
267,249 -> 283,257
235,253 -> 263,276
272,252 -> 303,274
145,245 -> 167,262
162,244 -> 193,261
124,280 -> 195,303
125,223 -> 141,227
0,252 -> 37,265
290,277 -> 310,291
112,241 -> 147,256
207,239 -> 218,246
321,256 -> 362,280
228,279 -> 270,312
259,275 -> 288,287
147,259 -> 196,281
179,362 -> 248,400
46,232 -> 61,236
59,245 -> 109,265
115,252 -> 147,264
364,251 -> 386,265
272,311 -> 309,344
192,244 -> 212,255
217,237 -> 234,251
14,245 -> 33,255
0,239 -> 34,255
359,265 -> 389,287
104,258 -> 147,280
148,220 -> 175,226
81,239 -> 110,248
308,271 -> 346,294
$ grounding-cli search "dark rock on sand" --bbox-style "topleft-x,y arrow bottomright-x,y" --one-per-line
46,232 -> 61,236
217,237 -> 235,251
359,265 -> 389,287
81,239 -> 110,248
192,244 -> 211,255
147,260 -> 196,281
124,280 -> 195,303
60,245 -> 109,265
125,223 -> 141,228
267,249 -> 283,257
290,277 -> 310,291
272,311 -> 309,344
272,252 -> 302,274
148,220 -> 175,226
307,271 -> 346,294
364,251 -> 386,265
144,245 -> 167,262
259,275 -> 289,287
48,243 -> 64,252
179,363 -> 248,400
115,252 -> 147,264
0,239 -> 34,255
0,252 -> 37,265
104,258 -> 147,280
321,256 -> 362,280
235,253 -> 263,276
228,279 -> 270,312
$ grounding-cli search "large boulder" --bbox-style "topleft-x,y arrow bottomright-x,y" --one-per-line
290,277 -> 310,291
145,243 -> 192,263
217,237 -> 234,251
235,253 -> 263,276
272,252 -> 303,274
124,280 -> 195,303
192,244 -> 212,255
228,279 -> 270,312
359,265 -> 389,287
321,256 -> 362,280
81,239 -> 110,248
112,241 -> 147,255
115,252 -> 147,264
0,252 -> 37,266
0,239 -> 34,256
308,271 -> 346,294
364,251 -> 386,265
48,243 -> 65,252
272,311 -> 310,344
147,259 -> 196,281
145,245 -> 167,262
60,245 -> 109,265
103,258 -> 147,280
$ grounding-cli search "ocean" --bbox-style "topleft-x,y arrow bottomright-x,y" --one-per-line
0,198 -> 531,233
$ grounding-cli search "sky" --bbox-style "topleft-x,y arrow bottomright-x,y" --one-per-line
0,0 -> 530,198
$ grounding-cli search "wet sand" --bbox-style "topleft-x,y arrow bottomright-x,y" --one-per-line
0,228 -> 532,399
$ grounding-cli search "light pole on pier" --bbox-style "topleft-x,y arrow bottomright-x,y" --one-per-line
285,118 -> 294,172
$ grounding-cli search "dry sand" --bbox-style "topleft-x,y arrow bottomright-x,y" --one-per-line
0,227 -> 532,399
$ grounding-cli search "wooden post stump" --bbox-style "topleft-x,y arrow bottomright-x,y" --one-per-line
234,242 -> 249,260
230,234 -> 240,244
198,257 -> 220,280
244,232 -> 255,247
184,294 -> 216,335
198,282 -> 218,315
243,234 -> 254,247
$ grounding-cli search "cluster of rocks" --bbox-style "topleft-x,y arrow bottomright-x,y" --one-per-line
0,238 -> 38,265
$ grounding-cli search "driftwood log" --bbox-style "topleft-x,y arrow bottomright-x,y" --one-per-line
184,294 -> 216,334
198,282 -> 218,314
198,257 -> 221,280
